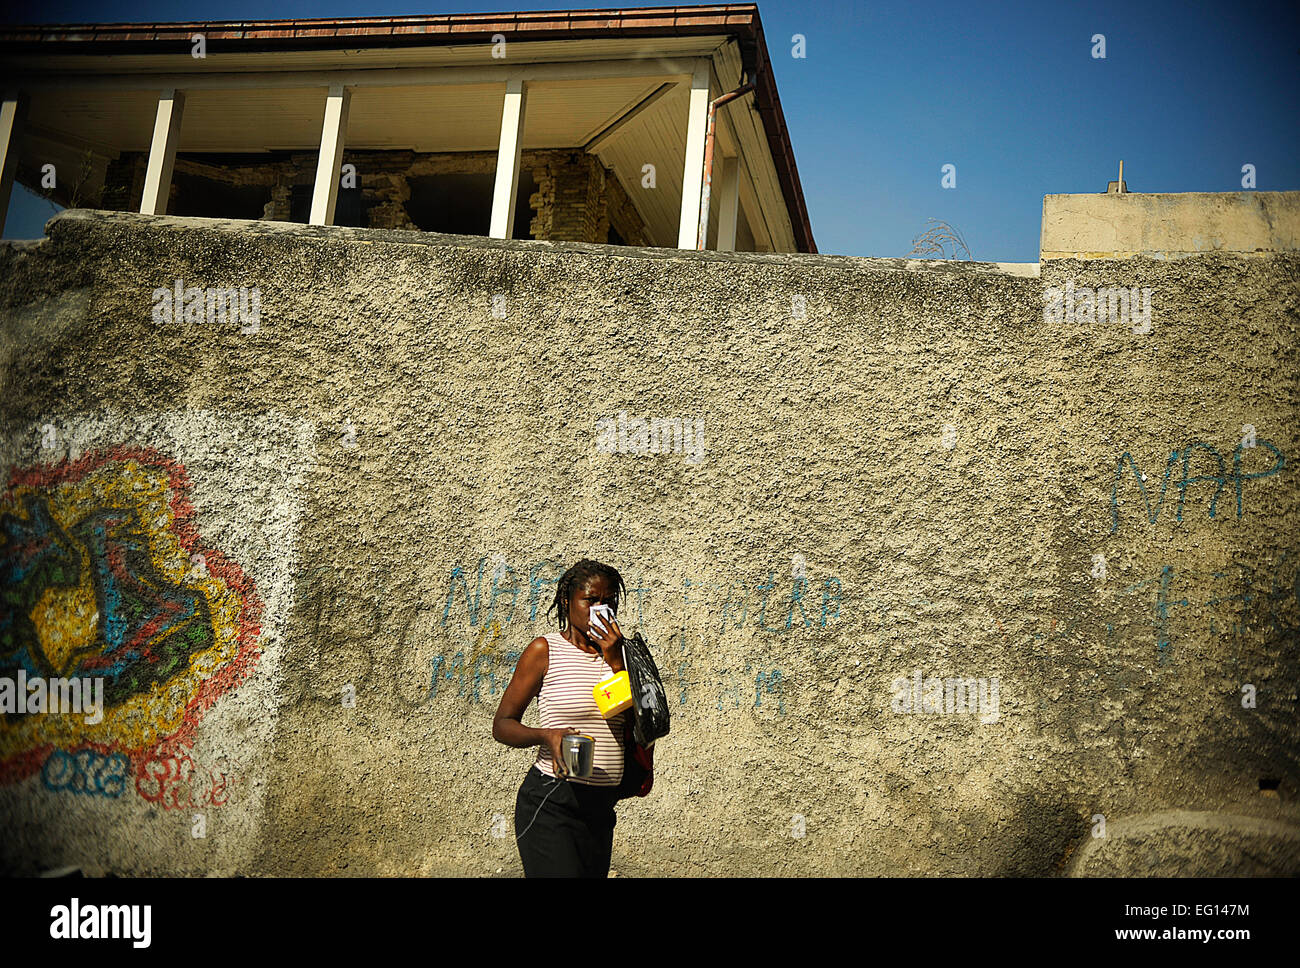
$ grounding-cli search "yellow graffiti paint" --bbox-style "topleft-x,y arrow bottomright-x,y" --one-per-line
0,457 -> 249,760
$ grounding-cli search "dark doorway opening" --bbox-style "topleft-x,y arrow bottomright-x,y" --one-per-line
405,170 -> 536,238
171,170 -> 271,220
289,183 -> 370,227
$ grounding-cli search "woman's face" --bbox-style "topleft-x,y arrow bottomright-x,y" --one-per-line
568,574 -> 618,636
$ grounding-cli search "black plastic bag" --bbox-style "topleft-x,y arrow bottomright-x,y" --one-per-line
621,631 -> 670,747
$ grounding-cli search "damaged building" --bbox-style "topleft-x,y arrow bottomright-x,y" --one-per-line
0,4 -> 816,252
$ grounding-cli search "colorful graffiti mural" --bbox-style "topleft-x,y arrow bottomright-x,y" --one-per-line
0,446 -> 261,807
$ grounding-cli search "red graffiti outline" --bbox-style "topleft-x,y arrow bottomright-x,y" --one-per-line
134,737 -> 238,810
1,445 -> 264,789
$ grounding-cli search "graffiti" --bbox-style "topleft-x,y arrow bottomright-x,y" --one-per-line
40,748 -> 130,798
429,620 -> 518,702
0,447 -> 261,805
699,573 -> 840,631
441,559 -> 564,628
712,663 -> 786,715
957,555 -> 1297,668
755,669 -> 785,713
864,553 -> 1297,673
1110,437 -> 1286,533
291,561 -> 383,705
294,556 -> 831,717
439,557 -> 842,634
135,741 -> 235,810
1123,553 -> 1300,664
1204,559 -> 1300,638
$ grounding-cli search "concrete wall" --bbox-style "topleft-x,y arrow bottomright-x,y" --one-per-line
1,209 -> 1297,876
1041,191 -> 1300,260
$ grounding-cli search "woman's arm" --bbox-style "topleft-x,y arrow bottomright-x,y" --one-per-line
492,636 -> 553,749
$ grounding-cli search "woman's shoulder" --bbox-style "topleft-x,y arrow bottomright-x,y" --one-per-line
522,631 -> 568,659
523,633 -> 556,653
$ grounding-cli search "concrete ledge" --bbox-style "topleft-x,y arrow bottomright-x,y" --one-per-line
1067,809 -> 1300,876
8,209 -> 1041,278
1041,191 -> 1300,260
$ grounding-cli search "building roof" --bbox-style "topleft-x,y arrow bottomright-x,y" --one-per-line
0,4 -> 815,252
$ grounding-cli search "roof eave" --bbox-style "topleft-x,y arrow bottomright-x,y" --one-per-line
0,4 -> 816,252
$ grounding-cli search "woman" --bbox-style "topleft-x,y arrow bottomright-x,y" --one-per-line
492,559 -> 630,877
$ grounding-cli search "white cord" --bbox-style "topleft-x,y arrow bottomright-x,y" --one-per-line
516,772 -> 564,843
518,633 -> 629,844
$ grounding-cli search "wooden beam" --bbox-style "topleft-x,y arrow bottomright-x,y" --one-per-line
0,97 -> 25,235
736,150 -> 772,251
582,82 -> 675,153
22,121 -> 120,161
676,59 -> 710,249
489,78 -> 527,240
717,153 -> 740,251
139,89 -> 184,216
309,84 -> 351,226
605,161 -> 661,248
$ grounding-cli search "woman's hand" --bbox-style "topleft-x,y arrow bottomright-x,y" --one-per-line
544,727 -> 580,777
588,615 -> 625,671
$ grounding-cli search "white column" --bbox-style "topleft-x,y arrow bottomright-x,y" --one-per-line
716,153 -> 740,251
676,60 -> 711,249
0,97 -> 24,235
490,78 -> 527,240
140,89 -> 185,215
310,84 -> 351,226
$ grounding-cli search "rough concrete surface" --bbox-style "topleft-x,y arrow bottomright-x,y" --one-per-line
1,209 -> 1297,876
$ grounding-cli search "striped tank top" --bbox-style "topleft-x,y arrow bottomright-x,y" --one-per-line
533,631 -> 627,787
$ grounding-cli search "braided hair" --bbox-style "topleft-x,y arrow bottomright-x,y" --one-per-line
548,559 -> 627,630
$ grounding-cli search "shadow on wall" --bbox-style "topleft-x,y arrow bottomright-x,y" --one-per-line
995,794 -> 1083,876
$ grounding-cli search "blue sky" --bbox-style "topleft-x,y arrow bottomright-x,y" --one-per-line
3,0 -> 1298,260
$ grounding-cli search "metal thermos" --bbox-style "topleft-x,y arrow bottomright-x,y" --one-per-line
560,733 -> 595,779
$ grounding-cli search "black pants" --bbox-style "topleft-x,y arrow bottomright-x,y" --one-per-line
515,766 -> 619,877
